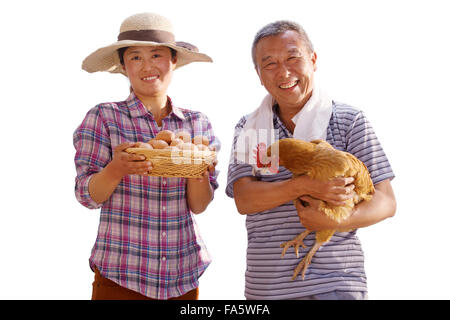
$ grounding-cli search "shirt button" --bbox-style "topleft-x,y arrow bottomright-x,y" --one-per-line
162,179 -> 167,185
162,232 -> 166,237
162,206 -> 166,211
162,256 -> 166,261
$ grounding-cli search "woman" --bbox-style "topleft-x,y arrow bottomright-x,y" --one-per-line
74,12 -> 220,300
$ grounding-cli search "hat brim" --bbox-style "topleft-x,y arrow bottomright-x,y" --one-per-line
82,40 -> 212,74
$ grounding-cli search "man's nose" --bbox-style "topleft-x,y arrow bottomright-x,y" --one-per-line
279,63 -> 291,77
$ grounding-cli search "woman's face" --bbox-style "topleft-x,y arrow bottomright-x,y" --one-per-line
122,45 -> 177,100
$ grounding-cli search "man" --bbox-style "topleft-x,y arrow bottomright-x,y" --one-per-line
226,20 -> 396,300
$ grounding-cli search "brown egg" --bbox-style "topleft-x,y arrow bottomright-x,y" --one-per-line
150,139 -> 169,149
135,142 -> 153,149
164,146 -> 181,151
175,130 -> 192,143
179,142 -> 199,151
196,144 -> 209,151
192,135 -> 210,146
170,138 -> 184,147
155,130 -> 175,143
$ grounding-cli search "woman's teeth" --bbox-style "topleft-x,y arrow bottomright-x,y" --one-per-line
142,76 -> 158,81
279,80 -> 298,89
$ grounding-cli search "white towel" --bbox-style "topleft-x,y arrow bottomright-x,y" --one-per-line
235,84 -> 333,175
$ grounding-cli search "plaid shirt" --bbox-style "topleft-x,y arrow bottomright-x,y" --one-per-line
73,92 -> 220,299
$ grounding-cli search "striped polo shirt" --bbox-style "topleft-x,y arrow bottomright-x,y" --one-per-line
226,101 -> 394,299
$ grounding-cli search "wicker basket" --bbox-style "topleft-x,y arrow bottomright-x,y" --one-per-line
125,147 -> 216,178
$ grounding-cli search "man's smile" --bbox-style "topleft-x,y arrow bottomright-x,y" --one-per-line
279,80 -> 299,89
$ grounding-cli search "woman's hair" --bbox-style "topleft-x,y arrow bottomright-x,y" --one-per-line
251,20 -> 314,67
118,46 -> 177,65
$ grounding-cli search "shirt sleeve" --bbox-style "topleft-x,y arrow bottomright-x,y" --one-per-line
345,110 -> 395,185
73,106 -> 112,209
193,112 -> 221,191
226,116 -> 254,198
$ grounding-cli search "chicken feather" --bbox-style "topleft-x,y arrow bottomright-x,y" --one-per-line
267,138 -> 375,280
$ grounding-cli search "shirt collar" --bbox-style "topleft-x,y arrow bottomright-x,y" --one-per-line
126,92 -> 185,120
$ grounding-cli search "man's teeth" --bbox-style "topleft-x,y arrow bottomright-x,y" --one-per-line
279,81 -> 298,89
142,76 -> 158,80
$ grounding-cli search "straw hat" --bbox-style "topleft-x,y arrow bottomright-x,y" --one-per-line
82,12 -> 212,74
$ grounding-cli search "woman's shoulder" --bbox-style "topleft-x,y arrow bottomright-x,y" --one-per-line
83,99 -> 128,119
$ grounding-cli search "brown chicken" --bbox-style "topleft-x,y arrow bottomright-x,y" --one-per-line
267,138 -> 375,280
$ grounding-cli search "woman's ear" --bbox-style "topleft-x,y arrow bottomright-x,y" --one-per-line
121,63 -> 128,76
171,56 -> 178,69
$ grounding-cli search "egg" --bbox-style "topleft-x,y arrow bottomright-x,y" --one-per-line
179,142 -> 199,151
150,139 -> 169,149
135,142 -> 153,149
196,144 -> 210,152
175,130 -> 192,143
192,135 -> 210,146
155,130 -> 175,143
170,138 -> 184,147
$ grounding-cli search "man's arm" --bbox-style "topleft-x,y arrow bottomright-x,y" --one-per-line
296,179 -> 396,230
233,175 -> 356,215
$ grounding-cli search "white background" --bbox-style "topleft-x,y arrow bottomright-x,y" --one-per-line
1,0 -> 449,299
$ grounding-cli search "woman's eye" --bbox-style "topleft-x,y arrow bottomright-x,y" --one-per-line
152,54 -> 162,58
131,56 -> 141,61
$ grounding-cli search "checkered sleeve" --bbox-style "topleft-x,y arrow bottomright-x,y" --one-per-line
73,106 -> 112,209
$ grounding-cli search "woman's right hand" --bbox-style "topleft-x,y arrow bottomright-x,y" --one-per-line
108,142 -> 153,178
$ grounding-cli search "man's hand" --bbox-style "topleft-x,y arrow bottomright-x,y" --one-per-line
293,175 -> 355,206
294,195 -> 347,231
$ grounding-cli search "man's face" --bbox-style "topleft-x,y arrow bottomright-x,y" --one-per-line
254,30 -> 317,110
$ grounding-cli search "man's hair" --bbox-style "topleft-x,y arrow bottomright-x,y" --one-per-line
251,20 -> 314,67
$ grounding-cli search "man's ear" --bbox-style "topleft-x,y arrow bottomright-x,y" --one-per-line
255,66 -> 264,86
311,51 -> 318,71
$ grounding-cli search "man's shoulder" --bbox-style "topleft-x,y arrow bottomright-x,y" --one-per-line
332,101 -> 363,118
233,114 -> 251,129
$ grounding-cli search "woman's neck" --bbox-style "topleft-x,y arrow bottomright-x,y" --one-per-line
136,93 -> 170,127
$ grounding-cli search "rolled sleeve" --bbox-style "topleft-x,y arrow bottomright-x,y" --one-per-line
73,106 -> 112,210
225,116 -> 254,198
74,173 -> 102,209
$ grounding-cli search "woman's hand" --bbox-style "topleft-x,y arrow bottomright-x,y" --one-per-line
88,142 -> 152,205
108,142 -> 153,178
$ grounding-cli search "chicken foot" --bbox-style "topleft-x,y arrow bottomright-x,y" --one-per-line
280,230 -> 311,258
292,241 -> 323,280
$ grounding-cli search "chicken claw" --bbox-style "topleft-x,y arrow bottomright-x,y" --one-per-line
292,242 -> 321,280
280,230 -> 311,258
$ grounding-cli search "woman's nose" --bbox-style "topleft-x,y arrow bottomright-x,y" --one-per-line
142,58 -> 154,70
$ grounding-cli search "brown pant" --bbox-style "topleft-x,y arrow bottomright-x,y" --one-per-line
91,268 -> 199,300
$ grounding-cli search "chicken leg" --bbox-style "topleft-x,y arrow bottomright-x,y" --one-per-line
280,230 -> 311,258
292,241 -> 323,280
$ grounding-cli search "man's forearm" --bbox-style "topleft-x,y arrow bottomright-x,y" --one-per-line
233,176 -> 300,214
340,179 -> 396,230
